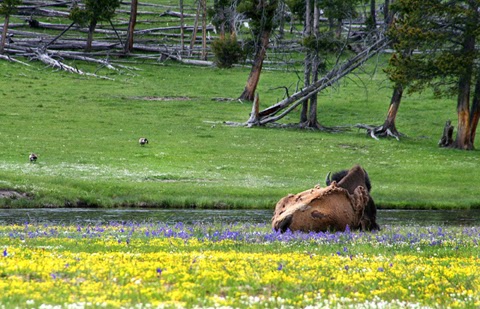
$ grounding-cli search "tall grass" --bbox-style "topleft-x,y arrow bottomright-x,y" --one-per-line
0,57 -> 478,209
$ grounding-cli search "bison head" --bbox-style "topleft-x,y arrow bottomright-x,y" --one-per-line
325,165 -> 379,231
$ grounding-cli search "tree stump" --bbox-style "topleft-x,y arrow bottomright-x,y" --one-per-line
438,120 -> 454,147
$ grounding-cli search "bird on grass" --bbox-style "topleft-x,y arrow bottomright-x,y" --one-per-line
29,153 -> 38,163
139,138 -> 149,146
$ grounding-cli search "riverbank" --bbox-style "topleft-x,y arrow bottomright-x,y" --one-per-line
1,60 -> 479,210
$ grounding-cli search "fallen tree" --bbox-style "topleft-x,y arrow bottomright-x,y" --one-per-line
33,50 -> 114,79
238,36 -> 390,127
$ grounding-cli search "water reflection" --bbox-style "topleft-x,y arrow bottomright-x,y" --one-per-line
0,208 -> 479,226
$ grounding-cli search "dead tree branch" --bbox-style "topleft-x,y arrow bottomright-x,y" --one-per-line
253,37 -> 390,125
34,50 -> 114,80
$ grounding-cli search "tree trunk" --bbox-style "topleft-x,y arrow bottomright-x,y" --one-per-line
468,77 -> 480,147
201,0 -> 207,60
124,0 -> 138,53
189,1 -> 201,56
453,33 -> 475,150
357,83 -> 403,139
381,83 -> 402,135
455,79 -> 473,150
239,29 -> 271,101
86,20 -> 97,52
247,93 -> 260,126
0,14 -> 10,54
335,18 -> 342,38
383,0 -> 390,25
277,0 -> 285,39
369,0 -> 377,29
301,0 -> 312,123
306,0 -> 321,129
438,120 -> 454,147
180,0 -> 185,51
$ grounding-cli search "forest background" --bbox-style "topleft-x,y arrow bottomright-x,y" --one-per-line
0,0 -> 479,210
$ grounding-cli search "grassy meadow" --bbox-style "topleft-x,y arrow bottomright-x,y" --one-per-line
0,56 -> 479,209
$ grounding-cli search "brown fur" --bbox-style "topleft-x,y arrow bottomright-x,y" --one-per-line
328,165 -> 379,231
271,182 -> 369,233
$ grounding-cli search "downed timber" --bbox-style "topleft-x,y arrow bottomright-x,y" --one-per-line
160,10 -> 196,18
19,1 -> 70,7
12,38 -> 121,51
0,54 -> 31,66
135,25 -> 214,34
255,37 -> 390,125
17,7 -> 70,18
47,50 -> 118,70
34,50 -> 114,80
10,21 -> 72,31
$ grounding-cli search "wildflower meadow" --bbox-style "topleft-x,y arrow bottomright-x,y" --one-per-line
0,221 -> 479,308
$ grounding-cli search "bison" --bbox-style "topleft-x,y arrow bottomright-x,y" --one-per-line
326,165 -> 379,231
271,182 -> 370,233
271,165 -> 379,233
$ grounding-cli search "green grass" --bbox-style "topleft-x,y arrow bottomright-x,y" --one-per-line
0,57 -> 479,209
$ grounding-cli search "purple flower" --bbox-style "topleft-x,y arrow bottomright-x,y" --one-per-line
378,267 -> 384,272
277,263 -> 283,271
156,267 -> 163,275
344,265 -> 349,271
2,249 -> 7,257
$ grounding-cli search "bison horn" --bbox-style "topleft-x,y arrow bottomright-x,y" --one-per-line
325,172 -> 332,185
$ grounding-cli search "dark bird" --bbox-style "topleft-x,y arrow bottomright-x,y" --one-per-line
139,138 -> 149,146
29,153 -> 38,163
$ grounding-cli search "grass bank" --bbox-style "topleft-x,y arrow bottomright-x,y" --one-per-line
0,58 -> 479,209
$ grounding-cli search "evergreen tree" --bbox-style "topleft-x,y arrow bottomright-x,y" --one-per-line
386,0 -> 480,149
0,0 -> 21,54
69,0 -> 121,52
238,0 -> 279,101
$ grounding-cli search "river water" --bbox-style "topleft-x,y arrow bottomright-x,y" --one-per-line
0,208 -> 479,226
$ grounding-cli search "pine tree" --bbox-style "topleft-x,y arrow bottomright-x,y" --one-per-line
386,0 -> 480,149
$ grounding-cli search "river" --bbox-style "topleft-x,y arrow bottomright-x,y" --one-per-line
1,208 -> 479,226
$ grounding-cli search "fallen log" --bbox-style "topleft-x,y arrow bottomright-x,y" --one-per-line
254,37 -> 390,125
34,50 -> 114,80
0,54 -> 31,66
47,50 -> 118,70
17,7 -> 70,17
160,10 -> 196,18
135,25 -> 214,34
